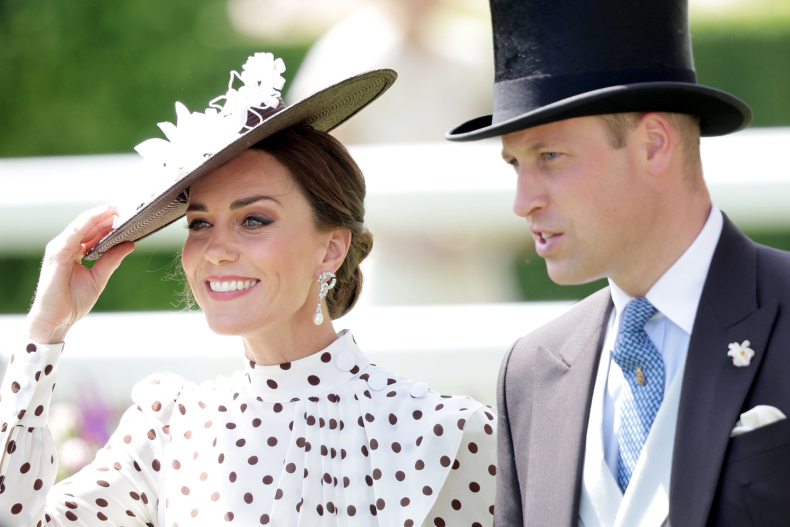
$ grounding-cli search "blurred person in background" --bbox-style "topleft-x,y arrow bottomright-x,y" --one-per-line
283,0 -> 493,143
448,0 -> 790,525
0,53 -> 496,526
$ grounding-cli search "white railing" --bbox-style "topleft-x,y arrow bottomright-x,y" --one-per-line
0,302 -> 574,407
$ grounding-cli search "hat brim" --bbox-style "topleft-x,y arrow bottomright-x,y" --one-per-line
85,69 -> 397,261
445,82 -> 752,142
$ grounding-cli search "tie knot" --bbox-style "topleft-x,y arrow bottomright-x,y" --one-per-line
620,298 -> 657,335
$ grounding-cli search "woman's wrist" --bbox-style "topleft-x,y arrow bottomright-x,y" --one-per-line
25,313 -> 70,344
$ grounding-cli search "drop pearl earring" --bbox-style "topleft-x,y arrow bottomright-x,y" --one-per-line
313,272 -> 337,325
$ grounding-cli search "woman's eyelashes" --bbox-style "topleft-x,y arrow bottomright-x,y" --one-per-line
241,215 -> 273,229
186,214 -> 273,232
187,218 -> 211,231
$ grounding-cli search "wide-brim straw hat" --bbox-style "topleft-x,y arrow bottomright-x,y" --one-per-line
86,54 -> 396,261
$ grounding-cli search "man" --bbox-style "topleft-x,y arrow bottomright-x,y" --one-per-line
447,0 -> 790,526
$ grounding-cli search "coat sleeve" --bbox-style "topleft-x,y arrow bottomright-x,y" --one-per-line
424,406 -> 498,527
494,340 -> 524,527
0,338 -> 183,526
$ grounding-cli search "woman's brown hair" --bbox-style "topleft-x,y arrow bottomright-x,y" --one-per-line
251,125 -> 372,319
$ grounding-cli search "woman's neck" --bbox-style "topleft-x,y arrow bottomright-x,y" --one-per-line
241,302 -> 339,366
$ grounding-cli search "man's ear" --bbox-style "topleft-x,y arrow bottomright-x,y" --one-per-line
321,228 -> 352,275
640,112 -> 673,176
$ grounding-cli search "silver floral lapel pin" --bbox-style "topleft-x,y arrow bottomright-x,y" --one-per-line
728,340 -> 754,367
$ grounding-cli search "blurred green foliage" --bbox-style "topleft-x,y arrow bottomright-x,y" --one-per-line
0,251 -> 186,313
0,0 -> 310,157
0,0 -> 788,158
693,33 -> 790,128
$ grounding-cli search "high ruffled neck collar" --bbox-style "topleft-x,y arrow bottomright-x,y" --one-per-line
242,330 -> 370,403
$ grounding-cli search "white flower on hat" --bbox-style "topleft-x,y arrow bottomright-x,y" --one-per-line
135,103 -> 239,181
134,52 -> 287,181
241,52 -> 286,92
728,340 -> 755,367
213,52 -> 286,130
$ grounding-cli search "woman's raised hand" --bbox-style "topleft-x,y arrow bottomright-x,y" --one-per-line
26,204 -> 135,344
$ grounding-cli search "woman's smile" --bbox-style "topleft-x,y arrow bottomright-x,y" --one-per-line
204,275 -> 261,301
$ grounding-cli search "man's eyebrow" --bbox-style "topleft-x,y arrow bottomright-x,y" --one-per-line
502,141 -> 546,160
186,195 -> 282,213
502,141 -> 547,161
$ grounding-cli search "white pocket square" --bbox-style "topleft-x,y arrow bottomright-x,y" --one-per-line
730,405 -> 787,437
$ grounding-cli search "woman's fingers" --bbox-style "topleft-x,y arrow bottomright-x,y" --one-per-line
59,204 -> 117,252
89,242 -> 135,291
80,216 -> 116,247
81,225 -> 116,255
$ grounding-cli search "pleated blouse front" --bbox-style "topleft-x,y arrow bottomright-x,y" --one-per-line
0,330 -> 497,527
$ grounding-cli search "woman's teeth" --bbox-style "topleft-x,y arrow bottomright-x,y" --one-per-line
542,232 -> 554,240
209,280 -> 258,292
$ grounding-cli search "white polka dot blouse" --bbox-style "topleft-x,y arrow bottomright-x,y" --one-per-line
0,330 -> 497,526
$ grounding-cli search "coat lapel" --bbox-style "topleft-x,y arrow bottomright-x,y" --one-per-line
669,216 -> 779,527
525,291 -> 613,526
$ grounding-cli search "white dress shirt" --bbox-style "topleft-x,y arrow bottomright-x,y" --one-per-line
600,203 -> 724,478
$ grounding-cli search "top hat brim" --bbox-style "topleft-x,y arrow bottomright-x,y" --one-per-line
85,69 -> 397,261
446,82 -> 752,142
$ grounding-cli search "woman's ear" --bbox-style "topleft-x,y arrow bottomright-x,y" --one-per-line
321,228 -> 352,274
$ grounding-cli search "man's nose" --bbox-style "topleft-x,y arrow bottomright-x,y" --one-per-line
512,169 -> 549,218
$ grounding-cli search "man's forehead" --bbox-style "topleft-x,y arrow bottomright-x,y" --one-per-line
500,124 -> 555,158
501,116 -> 602,156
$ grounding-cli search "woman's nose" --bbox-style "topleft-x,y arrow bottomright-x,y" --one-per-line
203,227 -> 239,265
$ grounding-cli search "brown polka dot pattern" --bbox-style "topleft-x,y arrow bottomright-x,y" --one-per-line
0,331 -> 495,526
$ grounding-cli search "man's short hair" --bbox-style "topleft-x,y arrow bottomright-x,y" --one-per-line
597,112 -> 703,183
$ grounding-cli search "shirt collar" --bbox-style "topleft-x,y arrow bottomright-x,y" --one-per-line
241,329 -> 371,403
608,203 -> 723,334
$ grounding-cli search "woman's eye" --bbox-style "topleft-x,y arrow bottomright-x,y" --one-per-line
543,152 -> 561,161
187,219 -> 211,230
507,158 -> 519,168
242,216 -> 272,228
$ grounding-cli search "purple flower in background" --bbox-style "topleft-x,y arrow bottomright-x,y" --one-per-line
76,382 -> 116,446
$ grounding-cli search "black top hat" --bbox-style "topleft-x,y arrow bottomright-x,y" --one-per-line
446,0 -> 752,141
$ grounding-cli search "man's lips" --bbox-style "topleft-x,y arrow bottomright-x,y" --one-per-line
532,231 -> 563,256
530,229 -> 561,242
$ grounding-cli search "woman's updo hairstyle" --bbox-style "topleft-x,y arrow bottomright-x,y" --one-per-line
251,125 -> 373,319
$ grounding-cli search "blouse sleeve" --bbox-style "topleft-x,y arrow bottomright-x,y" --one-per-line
423,406 -> 497,527
0,340 -> 184,527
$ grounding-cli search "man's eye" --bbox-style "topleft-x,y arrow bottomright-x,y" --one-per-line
507,158 -> 519,168
187,219 -> 210,230
242,216 -> 271,228
543,152 -> 561,161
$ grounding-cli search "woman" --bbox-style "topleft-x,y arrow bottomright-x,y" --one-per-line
0,53 -> 496,526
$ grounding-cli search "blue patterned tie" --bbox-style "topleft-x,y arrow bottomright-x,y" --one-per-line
612,298 -> 665,492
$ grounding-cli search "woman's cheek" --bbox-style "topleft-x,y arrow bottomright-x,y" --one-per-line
181,240 -> 204,303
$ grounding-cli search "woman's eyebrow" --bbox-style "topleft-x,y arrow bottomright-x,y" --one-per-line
230,195 -> 282,210
186,202 -> 208,212
186,195 -> 281,212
